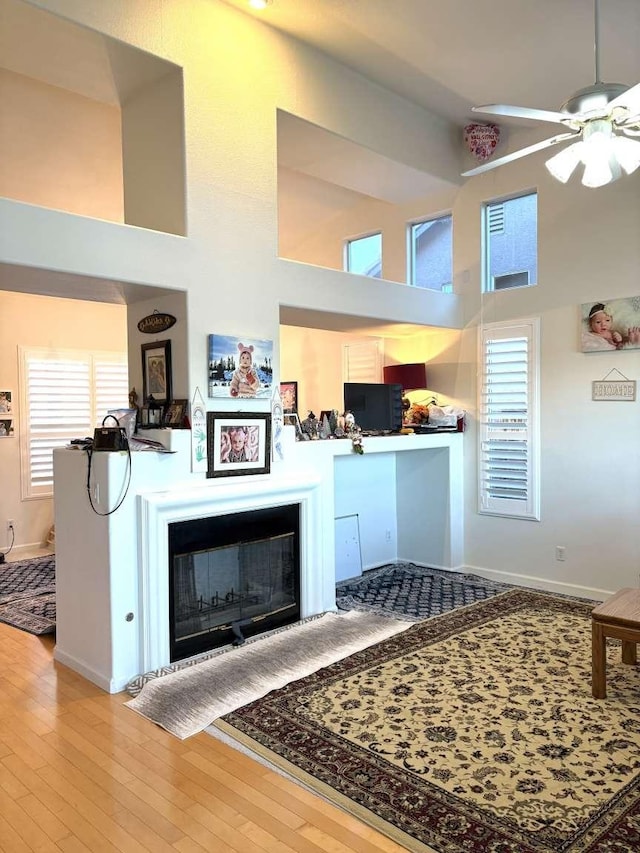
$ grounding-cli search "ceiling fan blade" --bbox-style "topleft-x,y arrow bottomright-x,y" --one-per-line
461,132 -> 578,178
617,112 -> 640,128
608,81 -> 640,113
471,104 -> 572,125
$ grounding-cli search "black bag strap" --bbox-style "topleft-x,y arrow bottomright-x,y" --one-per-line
102,415 -> 122,428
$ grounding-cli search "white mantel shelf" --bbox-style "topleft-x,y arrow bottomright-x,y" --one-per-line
53,430 -> 464,693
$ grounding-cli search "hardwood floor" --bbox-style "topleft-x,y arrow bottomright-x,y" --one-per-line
0,621 -> 411,853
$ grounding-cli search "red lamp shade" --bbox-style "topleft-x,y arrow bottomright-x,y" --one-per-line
383,363 -> 427,391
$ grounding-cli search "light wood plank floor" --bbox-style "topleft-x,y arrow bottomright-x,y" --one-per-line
0,620 -> 413,853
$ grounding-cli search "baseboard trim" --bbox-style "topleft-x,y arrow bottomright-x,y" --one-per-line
53,647 -> 125,694
396,558 -> 466,574
461,564 -> 610,602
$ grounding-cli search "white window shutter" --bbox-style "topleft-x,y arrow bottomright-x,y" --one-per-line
343,340 -> 383,383
94,358 -> 130,424
478,320 -> 540,520
20,348 -> 128,498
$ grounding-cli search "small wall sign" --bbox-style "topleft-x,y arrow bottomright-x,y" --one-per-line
137,312 -> 176,334
592,380 -> 636,401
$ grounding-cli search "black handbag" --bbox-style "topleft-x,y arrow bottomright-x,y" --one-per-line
93,415 -> 129,451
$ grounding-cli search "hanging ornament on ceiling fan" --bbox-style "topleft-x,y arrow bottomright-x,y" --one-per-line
463,122 -> 501,163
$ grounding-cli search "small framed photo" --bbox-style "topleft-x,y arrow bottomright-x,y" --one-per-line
0,418 -> 14,437
0,390 -> 12,415
280,381 -> 298,413
207,411 -> 271,478
163,399 -> 188,427
142,340 -> 172,405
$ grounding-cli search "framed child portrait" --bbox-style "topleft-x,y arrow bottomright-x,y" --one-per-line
280,381 -> 298,413
206,411 -> 271,478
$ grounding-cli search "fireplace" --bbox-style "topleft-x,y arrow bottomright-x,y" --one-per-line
168,504 -> 300,661
138,469 -> 329,677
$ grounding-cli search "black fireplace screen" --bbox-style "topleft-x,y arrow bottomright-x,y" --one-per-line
168,504 -> 300,661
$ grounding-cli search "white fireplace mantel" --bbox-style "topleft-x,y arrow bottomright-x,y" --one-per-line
53,431 -> 463,693
138,470 -> 324,674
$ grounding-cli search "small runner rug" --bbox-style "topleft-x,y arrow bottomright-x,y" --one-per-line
0,554 -> 56,635
126,609 -> 412,739
212,588 -> 640,853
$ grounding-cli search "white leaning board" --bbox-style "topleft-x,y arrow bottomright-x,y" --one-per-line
334,514 -> 362,581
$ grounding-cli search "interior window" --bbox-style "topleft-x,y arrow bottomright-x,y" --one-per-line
409,214 -> 453,291
345,233 -> 382,278
482,193 -> 537,292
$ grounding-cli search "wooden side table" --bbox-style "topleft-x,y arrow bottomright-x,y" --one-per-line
591,588 -> 640,699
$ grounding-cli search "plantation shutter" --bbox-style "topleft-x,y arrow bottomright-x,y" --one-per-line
20,348 -> 128,497
343,340 -> 383,383
478,320 -> 540,520
94,358 -> 130,424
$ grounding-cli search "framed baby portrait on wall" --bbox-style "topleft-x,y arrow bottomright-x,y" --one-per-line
206,411 -> 271,478
580,297 -> 640,352
208,334 -> 273,398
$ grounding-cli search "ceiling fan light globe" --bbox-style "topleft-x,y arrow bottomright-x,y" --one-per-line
545,142 -> 584,183
581,156 -> 614,188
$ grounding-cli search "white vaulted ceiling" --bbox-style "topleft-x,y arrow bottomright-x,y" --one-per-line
223,0 -> 640,130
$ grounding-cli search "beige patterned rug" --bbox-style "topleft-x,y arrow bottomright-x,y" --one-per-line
212,589 -> 640,853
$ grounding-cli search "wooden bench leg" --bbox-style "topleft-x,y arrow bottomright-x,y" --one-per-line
621,641 -> 638,666
592,620 -> 606,699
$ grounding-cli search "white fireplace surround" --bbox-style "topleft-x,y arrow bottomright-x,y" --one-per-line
138,470 -> 325,674
53,433 -> 463,693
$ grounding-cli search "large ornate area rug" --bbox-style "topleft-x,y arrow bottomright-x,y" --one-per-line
212,589 -> 640,853
0,554 -> 55,635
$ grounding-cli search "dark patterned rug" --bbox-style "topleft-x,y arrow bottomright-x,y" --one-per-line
0,554 -> 56,635
213,589 -> 640,853
336,561 -> 512,620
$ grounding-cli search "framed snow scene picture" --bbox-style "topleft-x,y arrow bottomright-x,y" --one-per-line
208,334 -> 273,398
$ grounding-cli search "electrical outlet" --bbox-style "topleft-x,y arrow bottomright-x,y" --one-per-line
555,545 -> 566,562
6,519 -> 14,534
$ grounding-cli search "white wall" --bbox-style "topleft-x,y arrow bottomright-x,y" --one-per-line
453,141 -> 640,598
122,70 -> 186,235
126,289 -> 190,404
0,69 -> 124,221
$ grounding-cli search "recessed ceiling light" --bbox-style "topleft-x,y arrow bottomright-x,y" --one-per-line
248,0 -> 273,9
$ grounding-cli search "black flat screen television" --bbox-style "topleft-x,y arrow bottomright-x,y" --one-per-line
343,382 -> 403,433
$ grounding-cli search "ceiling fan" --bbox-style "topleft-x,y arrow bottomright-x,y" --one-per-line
461,0 -> 640,187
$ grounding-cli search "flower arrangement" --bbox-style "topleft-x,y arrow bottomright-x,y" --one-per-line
351,433 -> 364,454
406,403 -> 430,425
